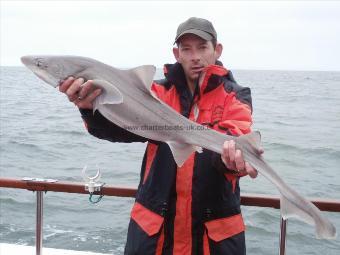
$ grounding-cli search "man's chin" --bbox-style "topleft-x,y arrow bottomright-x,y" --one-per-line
189,73 -> 201,81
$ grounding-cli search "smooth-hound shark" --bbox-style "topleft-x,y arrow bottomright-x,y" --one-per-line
21,55 -> 336,239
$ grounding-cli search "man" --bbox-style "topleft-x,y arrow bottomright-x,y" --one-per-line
59,17 -> 259,255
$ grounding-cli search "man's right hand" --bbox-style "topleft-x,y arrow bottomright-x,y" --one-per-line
59,77 -> 102,109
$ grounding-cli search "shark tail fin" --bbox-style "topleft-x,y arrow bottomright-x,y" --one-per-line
280,193 -> 336,239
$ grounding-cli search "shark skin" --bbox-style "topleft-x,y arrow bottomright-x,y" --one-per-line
21,55 -> 336,239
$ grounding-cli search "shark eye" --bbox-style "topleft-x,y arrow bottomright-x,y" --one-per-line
35,58 -> 48,69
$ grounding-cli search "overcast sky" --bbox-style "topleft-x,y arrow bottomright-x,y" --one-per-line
1,1 -> 340,71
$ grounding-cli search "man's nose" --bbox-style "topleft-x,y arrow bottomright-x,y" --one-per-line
191,49 -> 201,62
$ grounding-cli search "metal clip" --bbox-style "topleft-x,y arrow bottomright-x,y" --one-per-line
81,165 -> 104,193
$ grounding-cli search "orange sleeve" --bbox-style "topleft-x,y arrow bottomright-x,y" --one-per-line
217,88 -> 253,178
218,90 -> 252,136
151,82 -> 165,101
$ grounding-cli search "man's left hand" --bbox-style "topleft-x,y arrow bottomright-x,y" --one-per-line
221,140 -> 260,178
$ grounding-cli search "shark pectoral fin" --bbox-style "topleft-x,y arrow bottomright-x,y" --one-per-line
166,141 -> 202,167
280,193 -> 336,239
130,65 -> 156,91
91,79 -> 123,112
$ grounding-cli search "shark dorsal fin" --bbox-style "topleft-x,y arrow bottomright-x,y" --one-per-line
130,65 -> 157,96
247,131 -> 261,148
238,131 -> 262,154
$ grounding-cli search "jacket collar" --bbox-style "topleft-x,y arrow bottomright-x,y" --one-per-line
199,63 -> 228,94
163,61 -> 229,96
163,63 -> 192,117
162,61 -> 232,118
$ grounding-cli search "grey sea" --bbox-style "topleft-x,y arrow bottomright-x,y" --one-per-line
0,66 -> 339,254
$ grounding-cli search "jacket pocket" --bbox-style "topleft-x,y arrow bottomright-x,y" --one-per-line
131,202 -> 164,236
205,214 -> 245,242
196,106 -> 212,126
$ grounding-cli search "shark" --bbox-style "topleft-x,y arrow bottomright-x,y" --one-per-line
21,55 -> 336,239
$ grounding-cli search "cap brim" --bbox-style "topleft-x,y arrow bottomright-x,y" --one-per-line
174,29 -> 213,44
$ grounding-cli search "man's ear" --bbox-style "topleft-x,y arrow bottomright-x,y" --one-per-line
173,47 -> 180,62
215,43 -> 223,59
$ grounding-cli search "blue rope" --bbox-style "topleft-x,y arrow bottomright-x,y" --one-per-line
88,182 -> 105,204
89,193 -> 104,204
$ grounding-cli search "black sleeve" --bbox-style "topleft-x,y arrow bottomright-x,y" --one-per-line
211,152 -> 240,175
79,108 -> 148,143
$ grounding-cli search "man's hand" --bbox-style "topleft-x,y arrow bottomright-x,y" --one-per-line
59,77 -> 102,109
221,140 -> 261,178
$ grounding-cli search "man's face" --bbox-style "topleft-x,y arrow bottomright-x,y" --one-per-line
173,34 -> 222,83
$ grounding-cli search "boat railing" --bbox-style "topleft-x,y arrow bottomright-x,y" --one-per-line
1,177 -> 339,255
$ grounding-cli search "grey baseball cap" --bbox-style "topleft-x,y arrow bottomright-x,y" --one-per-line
174,17 -> 217,44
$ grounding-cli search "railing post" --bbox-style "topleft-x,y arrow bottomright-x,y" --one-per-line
36,191 -> 44,255
279,217 -> 288,255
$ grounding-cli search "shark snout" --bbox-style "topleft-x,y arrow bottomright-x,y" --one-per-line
21,56 -> 34,67
20,55 -> 60,87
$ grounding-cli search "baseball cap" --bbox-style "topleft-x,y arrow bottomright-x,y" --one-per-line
174,17 -> 217,44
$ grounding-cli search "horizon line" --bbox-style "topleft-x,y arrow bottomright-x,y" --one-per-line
1,65 -> 339,73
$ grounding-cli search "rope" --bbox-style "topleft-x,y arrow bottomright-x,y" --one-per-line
88,182 -> 106,204
89,193 -> 104,204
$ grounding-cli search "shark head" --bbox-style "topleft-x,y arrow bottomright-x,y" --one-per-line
21,55 -> 91,88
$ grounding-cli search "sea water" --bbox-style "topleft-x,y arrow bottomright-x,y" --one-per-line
0,67 -> 339,254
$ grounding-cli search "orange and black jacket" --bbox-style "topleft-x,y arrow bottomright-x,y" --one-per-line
80,61 -> 252,255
